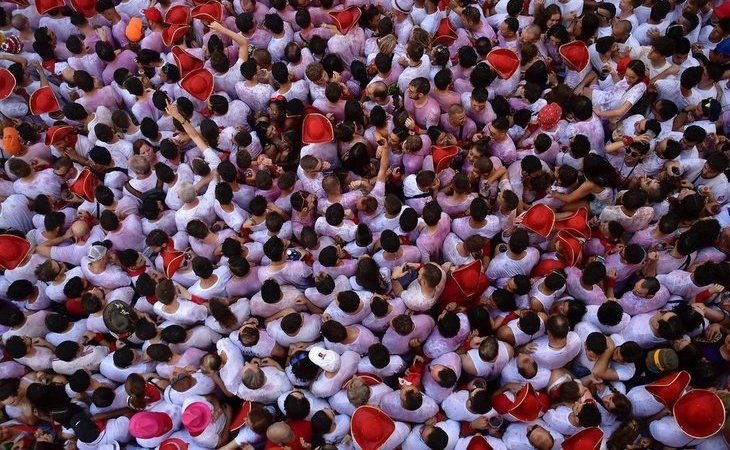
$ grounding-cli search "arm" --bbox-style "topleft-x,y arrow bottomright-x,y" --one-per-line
263,307 -> 297,324
590,337 -> 616,380
165,102 -> 211,151
552,180 -> 597,204
650,65 -> 679,84
208,21 -> 249,62
376,144 -> 389,183
35,229 -> 74,257
0,52 -> 27,67
596,101 -> 633,120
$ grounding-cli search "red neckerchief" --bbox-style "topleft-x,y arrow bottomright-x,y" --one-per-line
190,295 -> 207,305
399,235 -> 411,246
126,265 -> 147,277
501,310 -> 519,326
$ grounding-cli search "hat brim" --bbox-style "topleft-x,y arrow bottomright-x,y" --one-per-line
180,68 -> 214,101
646,371 -> 691,408
673,390 -> 726,439
29,85 -> 61,115
171,46 -> 204,78
521,204 -> 556,238
351,406 -> 396,450
0,68 -> 16,101
329,7 -> 362,35
302,113 -> 334,144
486,49 -> 519,79
559,41 -> 590,72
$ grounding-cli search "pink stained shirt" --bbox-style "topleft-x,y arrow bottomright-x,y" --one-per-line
416,213 -> 452,263
404,96 -> 442,130
439,114 -> 478,142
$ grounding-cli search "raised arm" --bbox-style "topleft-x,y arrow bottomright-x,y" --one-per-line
208,21 -> 249,62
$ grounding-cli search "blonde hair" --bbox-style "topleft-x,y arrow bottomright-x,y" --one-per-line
378,34 -> 397,55
411,27 -> 431,50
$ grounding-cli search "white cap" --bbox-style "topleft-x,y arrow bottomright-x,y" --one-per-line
88,243 -> 108,262
308,346 -> 341,372
394,0 -> 413,13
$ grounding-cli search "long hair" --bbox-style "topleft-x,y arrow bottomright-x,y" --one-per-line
582,154 -> 622,188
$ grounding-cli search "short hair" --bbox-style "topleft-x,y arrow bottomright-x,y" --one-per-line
113,347 -> 134,368
242,367 -> 266,389
424,427 -> 449,450
586,332 -> 608,355
402,390 -> 423,410
577,402 -> 602,427
392,314 -> 414,335
597,301 -> 624,326
547,314 -> 570,338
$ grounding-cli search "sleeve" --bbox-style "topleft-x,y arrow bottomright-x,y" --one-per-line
623,83 -> 646,106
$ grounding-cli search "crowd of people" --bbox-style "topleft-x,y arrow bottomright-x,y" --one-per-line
0,0 -> 729,448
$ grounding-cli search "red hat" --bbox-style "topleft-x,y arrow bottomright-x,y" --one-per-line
537,103 -> 562,130
191,2 -> 223,23
302,113 -> 334,144
449,260 -> 488,298
182,402 -> 213,436
44,125 -> 75,146
171,46 -> 204,78
129,411 -> 173,439
329,6 -> 362,35
161,247 -> 186,278
673,390 -> 726,440
229,401 -> 252,432
466,435 -> 493,450
0,235 -> 31,270
432,145 -> 458,173
164,4 -> 191,25
0,68 -> 16,101
646,371 -> 691,409
69,0 -> 96,18
162,24 -> 190,46
69,168 -> 100,203
487,48 -> 519,80
531,258 -> 566,278
509,384 -> 545,422
716,2 -> 730,19
351,406 -> 396,450
143,7 -> 163,23
180,68 -> 214,101
559,41 -> 590,72
159,438 -> 188,450
432,18 -> 458,46
35,0 -> 64,14
556,230 -> 583,267
616,56 -> 631,76
343,373 -> 382,390
521,204 -> 555,238
553,207 -> 591,240
29,86 -> 60,116
561,427 -> 604,450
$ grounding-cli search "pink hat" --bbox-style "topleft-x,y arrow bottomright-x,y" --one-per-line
182,402 -> 213,436
129,411 -> 173,439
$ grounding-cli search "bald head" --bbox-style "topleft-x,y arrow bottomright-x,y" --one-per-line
528,426 -> 554,450
71,220 -> 89,238
266,421 -> 294,444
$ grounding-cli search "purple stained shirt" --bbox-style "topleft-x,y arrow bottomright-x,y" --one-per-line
404,96 -> 442,130
102,50 -> 138,86
415,213 -> 452,262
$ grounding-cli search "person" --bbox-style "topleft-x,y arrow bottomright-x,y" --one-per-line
0,1 -> 729,449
